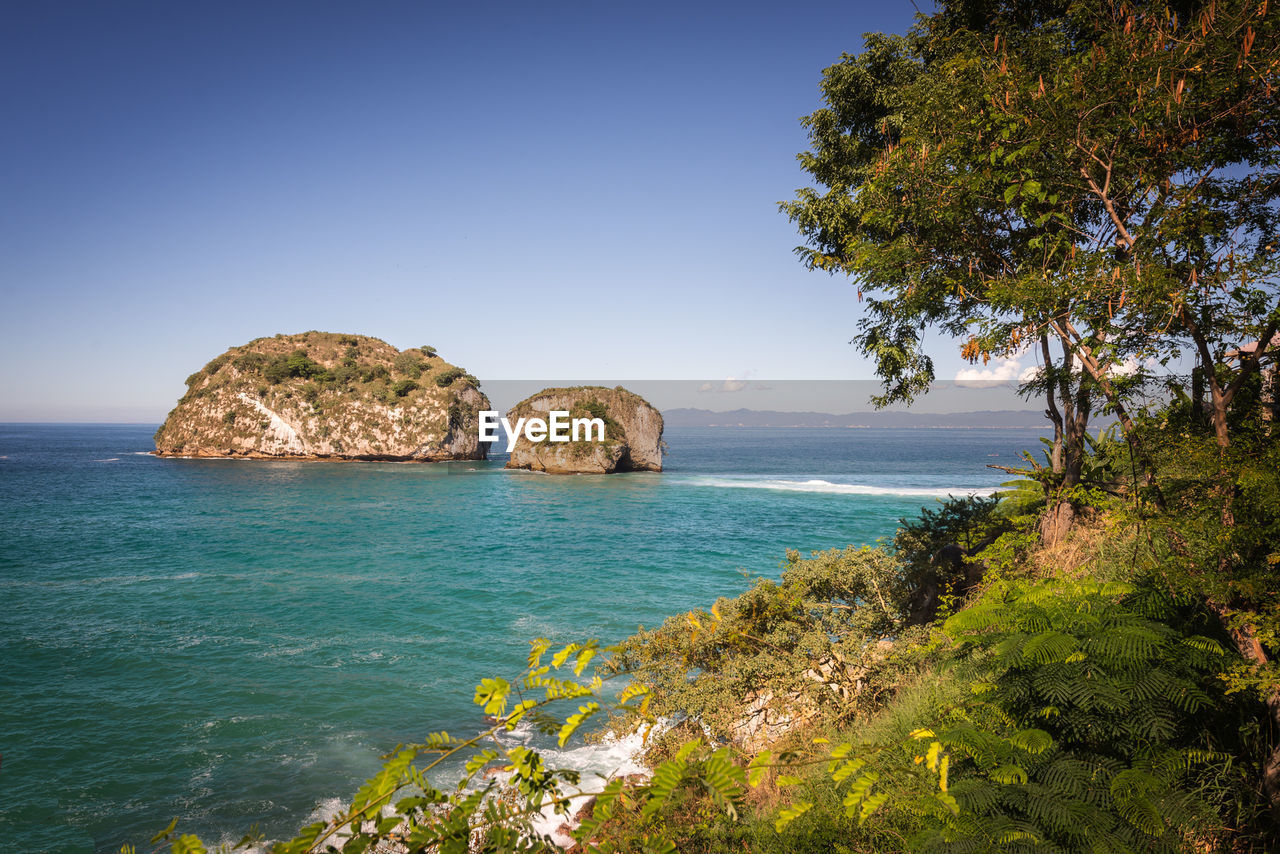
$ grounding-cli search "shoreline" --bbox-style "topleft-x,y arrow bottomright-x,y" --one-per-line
150,450 -> 488,463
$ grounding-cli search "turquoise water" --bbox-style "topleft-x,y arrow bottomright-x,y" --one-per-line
0,424 -> 1045,853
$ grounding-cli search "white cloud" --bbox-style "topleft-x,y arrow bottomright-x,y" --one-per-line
955,359 -> 1025,386
1108,355 -> 1157,377
698,377 -> 749,393
960,354 -> 1156,388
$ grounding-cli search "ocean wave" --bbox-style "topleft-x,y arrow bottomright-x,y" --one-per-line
488,719 -> 652,783
682,476 -> 996,498
271,721 -> 658,852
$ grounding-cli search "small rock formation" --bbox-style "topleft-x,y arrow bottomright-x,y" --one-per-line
504,386 -> 663,474
154,332 -> 489,461
726,643 -> 895,753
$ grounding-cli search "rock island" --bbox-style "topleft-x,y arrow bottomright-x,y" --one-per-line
504,386 -> 663,474
154,332 -> 489,461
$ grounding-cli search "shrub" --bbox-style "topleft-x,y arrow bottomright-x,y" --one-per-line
435,367 -> 465,387
392,379 -> 419,398
569,399 -> 620,442
610,545 -> 912,742
201,353 -> 231,375
264,350 -> 330,384
887,579 -> 1259,850
894,495 -> 1009,623
233,352 -> 268,372
393,351 -> 423,378
331,364 -> 358,386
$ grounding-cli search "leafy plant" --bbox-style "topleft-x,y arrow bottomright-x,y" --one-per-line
392,379 -> 419,398
435,368 -> 465,387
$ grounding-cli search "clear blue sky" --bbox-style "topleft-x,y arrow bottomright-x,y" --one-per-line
2,0 -> 1018,422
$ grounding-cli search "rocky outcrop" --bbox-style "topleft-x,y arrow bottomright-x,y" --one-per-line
726,643 -> 895,753
154,332 -> 489,461
504,386 -> 663,474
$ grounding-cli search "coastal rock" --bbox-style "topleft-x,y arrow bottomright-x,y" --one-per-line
504,386 -> 663,474
727,644 -> 894,752
154,332 -> 489,461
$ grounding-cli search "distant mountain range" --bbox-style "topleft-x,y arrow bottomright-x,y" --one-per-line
662,408 -> 1050,429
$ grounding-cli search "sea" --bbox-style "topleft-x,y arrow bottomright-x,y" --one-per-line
0,423 -> 1048,853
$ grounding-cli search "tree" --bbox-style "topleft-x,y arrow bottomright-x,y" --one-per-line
786,0 -> 1280,803
784,0 -> 1280,489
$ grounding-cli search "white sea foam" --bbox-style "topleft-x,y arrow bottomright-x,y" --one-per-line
278,720 -> 660,852
684,476 -> 996,498
214,797 -> 349,854
488,719 -> 652,784
485,720 -> 657,847
92,457 -> 120,462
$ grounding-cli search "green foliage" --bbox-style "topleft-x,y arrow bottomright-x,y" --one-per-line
610,546 -> 915,743
233,352 -> 268,373
435,367 -> 465,387
201,353 -> 232,376
1103,414 -> 1280,703
895,495 -> 1004,565
894,495 -> 1009,621
330,364 -> 359,386
391,379 -> 419,398
784,0 -> 1280,466
731,580 -> 1263,854
569,399 -> 620,443
894,579 -> 1254,851
394,351 -> 424,378
995,477 -> 1044,519
263,350 -> 331,385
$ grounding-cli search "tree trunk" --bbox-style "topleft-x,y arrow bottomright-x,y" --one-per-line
1062,360 -> 1092,489
1046,318 -> 1165,509
1039,499 -> 1075,547
1041,340 -> 1092,546
1191,363 -> 1206,428
1041,335 -> 1065,475
1208,383 -> 1231,449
